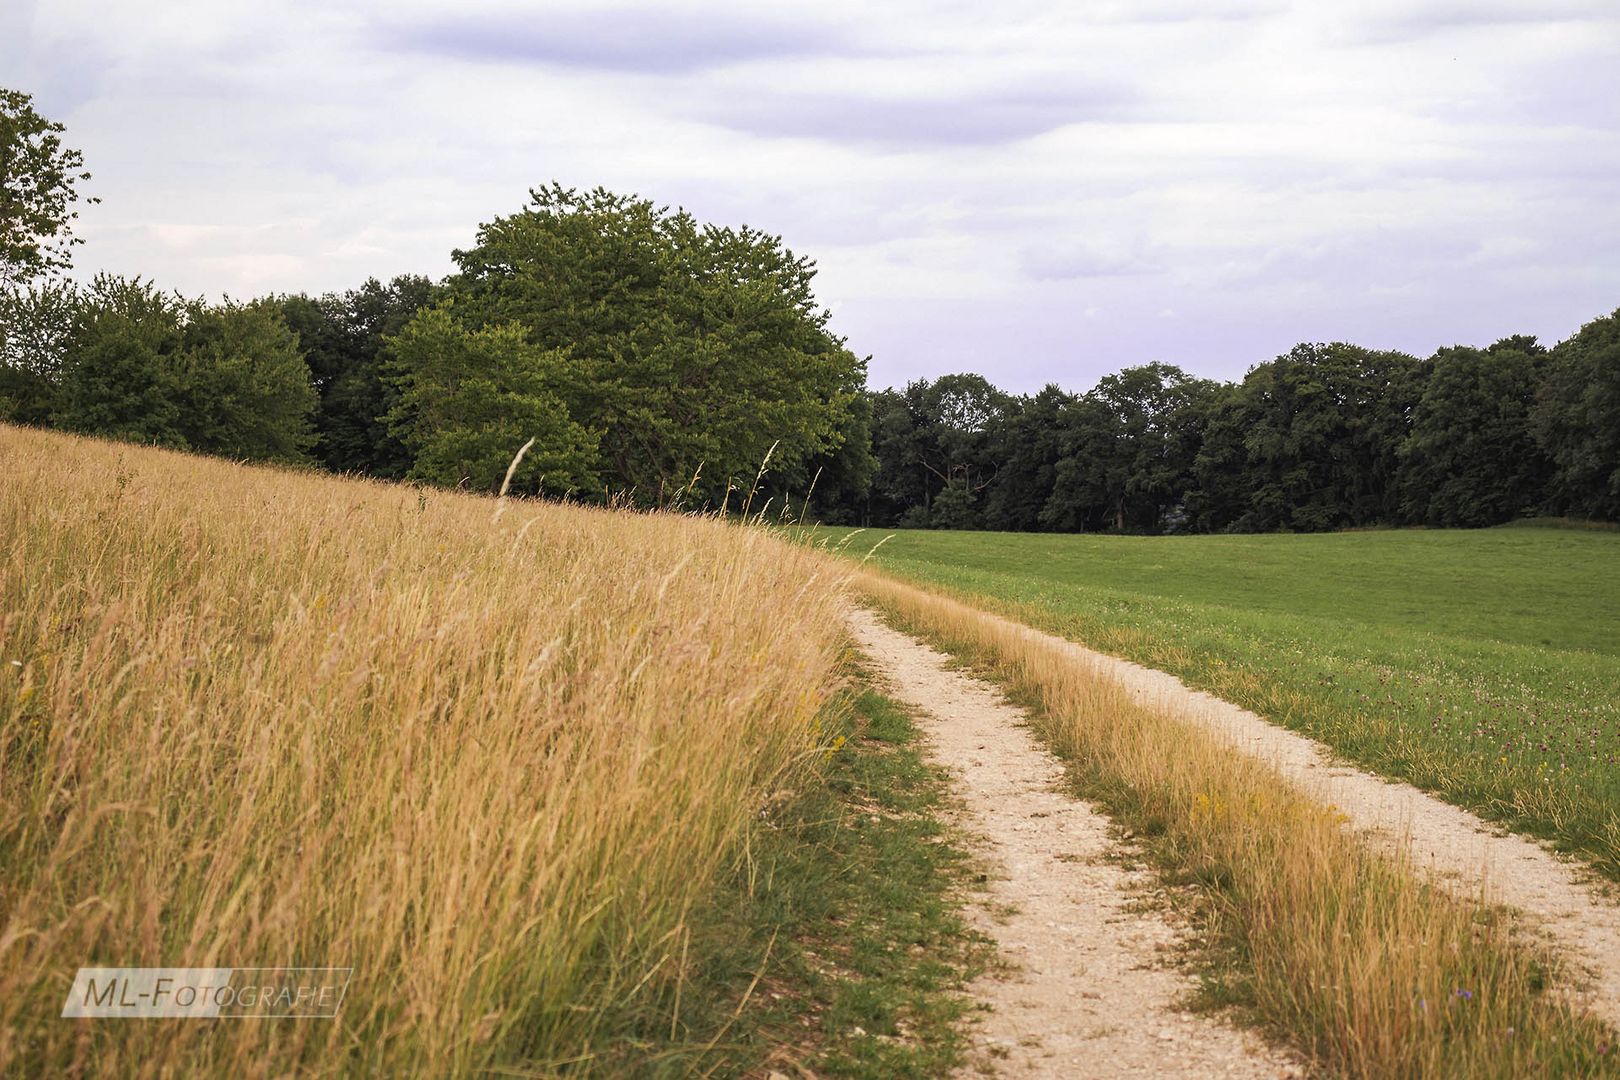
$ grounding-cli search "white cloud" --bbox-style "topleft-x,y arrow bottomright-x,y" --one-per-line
9,0 -> 1620,392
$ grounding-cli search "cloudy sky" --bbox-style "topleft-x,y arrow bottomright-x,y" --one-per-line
6,0 -> 1619,391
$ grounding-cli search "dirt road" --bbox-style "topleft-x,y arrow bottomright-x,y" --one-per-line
850,608 -> 1300,1079
933,603 -> 1620,1034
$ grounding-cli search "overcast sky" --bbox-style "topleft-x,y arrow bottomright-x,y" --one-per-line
6,0 -> 1619,392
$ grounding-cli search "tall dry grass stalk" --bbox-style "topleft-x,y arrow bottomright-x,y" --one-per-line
0,424 -> 850,1077
857,571 -> 1617,1079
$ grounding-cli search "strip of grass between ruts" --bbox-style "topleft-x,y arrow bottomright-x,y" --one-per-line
859,572 -> 1619,1079
579,672 -> 992,1078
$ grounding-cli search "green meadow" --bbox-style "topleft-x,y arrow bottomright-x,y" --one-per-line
822,523 -> 1620,878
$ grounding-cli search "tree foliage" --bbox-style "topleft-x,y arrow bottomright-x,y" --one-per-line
53,276 -> 189,447
823,322 -> 1618,533
864,375 -> 1006,528
1,87 -> 96,290
763,387 -> 878,524
413,185 -> 866,503
1399,339 -> 1551,527
43,275 -> 316,461
383,305 -> 597,493
1,158 -> 1614,533
0,279 -> 76,422
1533,310 -> 1620,521
1205,344 -> 1423,532
1047,364 -> 1218,532
980,385 -> 1073,532
171,298 -> 317,461
277,275 -> 438,477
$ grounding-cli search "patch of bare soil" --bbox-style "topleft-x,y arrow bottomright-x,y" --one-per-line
850,609 -> 1301,1079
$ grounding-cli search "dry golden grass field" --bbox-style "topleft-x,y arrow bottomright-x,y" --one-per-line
0,423 -> 850,1076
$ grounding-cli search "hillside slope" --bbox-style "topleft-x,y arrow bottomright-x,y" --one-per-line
0,424 -> 850,1076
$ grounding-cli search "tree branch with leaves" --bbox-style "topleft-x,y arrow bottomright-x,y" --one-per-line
1,87 -> 97,291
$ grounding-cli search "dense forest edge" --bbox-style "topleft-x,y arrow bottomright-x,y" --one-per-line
3,87 -> 1617,534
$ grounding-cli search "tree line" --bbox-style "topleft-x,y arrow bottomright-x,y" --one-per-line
2,86 -> 1616,531
829,324 -> 1619,532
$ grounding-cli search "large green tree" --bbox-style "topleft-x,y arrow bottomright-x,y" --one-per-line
383,305 -> 598,494
1,87 -> 95,290
980,384 -> 1074,532
1,89 -> 96,421
52,276 -> 188,447
0,279 -> 75,422
277,275 -> 438,477
864,387 -> 927,525
410,184 -> 864,503
1533,310 -> 1620,521
865,375 -> 1006,528
768,388 -> 878,524
1180,383 -> 1248,532
1398,338 -> 1550,526
51,276 -> 316,461
1196,343 -> 1423,532
170,299 -> 318,461
1044,363 -> 1217,533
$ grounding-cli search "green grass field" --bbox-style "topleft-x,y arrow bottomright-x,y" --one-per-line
821,523 -> 1620,878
